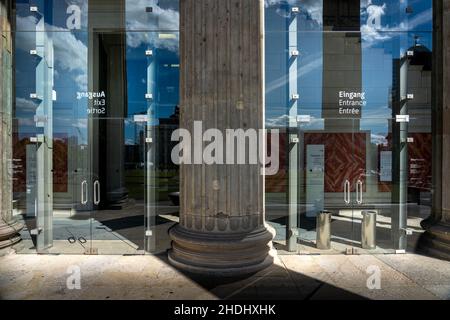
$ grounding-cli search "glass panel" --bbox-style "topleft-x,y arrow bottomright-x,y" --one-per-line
357,117 -> 396,254
357,116 -> 432,254
13,11 -> 180,254
406,116 -> 432,252
297,117 -> 357,254
12,120 -> 40,253
11,0 -> 433,257
87,119 -> 146,255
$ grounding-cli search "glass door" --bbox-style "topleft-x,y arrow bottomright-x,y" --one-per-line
298,116 -> 412,255
85,118 -> 147,255
82,30 -> 143,255
298,117 -> 358,254
352,117 -> 398,254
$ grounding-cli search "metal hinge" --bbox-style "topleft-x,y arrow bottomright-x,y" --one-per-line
346,247 -> 358,255
30,227 -> 43,236
84,247 -> 98,255
396,115 -> 410,123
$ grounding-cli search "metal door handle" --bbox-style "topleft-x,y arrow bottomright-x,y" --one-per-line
94,180 -> 100,205
357,180 -> 363,204
81,180 -> 88,205
344,180 -> 350,204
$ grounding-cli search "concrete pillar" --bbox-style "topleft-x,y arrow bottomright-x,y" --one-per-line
0,0 -> 23,250
169,0 -> 273,275
419,0 -> 450,260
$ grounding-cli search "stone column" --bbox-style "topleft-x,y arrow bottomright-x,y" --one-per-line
0,0 -> 23,250
169,0 -> 274,275
419,0 -> 450,260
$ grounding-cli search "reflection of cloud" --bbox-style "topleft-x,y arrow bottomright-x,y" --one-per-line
16,98 -> 38,113
15,15 -> 38,47
404,8 -> 433,30
15,15 -> 88,90
265,0 -> 322,25
51,28 -> 88,90
266,54 -> 322,95
371,134 -> 388,146
361,1 -> 389,45
361,1 -> 432,48
266,114 -> 289,127
266,115 -> 325,131
125,0 -> 179,51
75,119 -> 87,129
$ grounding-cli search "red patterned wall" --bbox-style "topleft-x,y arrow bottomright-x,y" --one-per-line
304,132 -> 367,192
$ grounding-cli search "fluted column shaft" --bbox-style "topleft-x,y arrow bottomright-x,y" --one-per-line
419,0 -> 450,260
169,0 -> 273,275
0,0 -> 23,250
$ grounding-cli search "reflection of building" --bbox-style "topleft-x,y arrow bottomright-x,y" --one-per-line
389,44 -> 432,203
125,106 -> 180,171
157,106 -> 179,170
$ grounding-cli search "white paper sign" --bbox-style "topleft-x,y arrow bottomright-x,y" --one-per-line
380,151 -> 392,182
306,145 -> 325,218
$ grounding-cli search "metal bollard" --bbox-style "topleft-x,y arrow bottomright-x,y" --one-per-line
316,211 -> 332,250
361,211 -> 377,249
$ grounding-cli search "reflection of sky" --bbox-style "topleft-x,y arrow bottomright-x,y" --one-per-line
265,1 -> 324,127
14,0 -> 432,145
360,0 -> 432,138
264,0 -> 432,134
14,0 -> 180,145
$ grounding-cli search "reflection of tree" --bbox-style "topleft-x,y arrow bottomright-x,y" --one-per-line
12,135 -> 69,193
12,137 -> 29,193
53,137 -> 69,193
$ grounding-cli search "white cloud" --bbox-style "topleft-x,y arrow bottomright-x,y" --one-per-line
371,133 -> 388,145
265,0 -> 323,25
15,15 -> 38,48
15,15 -> 88,90
361,2 -> 432,48
16,98 -> 38,113
125,0 -> 179,51
266,114 -> 290,127
50,28 -> 88,90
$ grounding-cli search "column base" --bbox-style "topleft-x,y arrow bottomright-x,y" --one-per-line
168,225 -> 274,276
0,218 -> 24,249
418,221 -> 450,261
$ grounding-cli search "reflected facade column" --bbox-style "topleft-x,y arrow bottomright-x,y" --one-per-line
0,0 -> 23,250
169,0 -> 274,275
419,0 -> 450,260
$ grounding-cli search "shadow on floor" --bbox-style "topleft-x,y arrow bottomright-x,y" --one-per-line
154,253 -> 368,300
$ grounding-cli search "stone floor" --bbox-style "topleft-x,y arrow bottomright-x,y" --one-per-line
1,250 -> 449,300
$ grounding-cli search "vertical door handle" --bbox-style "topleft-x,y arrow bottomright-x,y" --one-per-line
357,180 -> 363,204
81,180 -> 88,205
344,180 -> 350,204
94,180 -> 101,205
